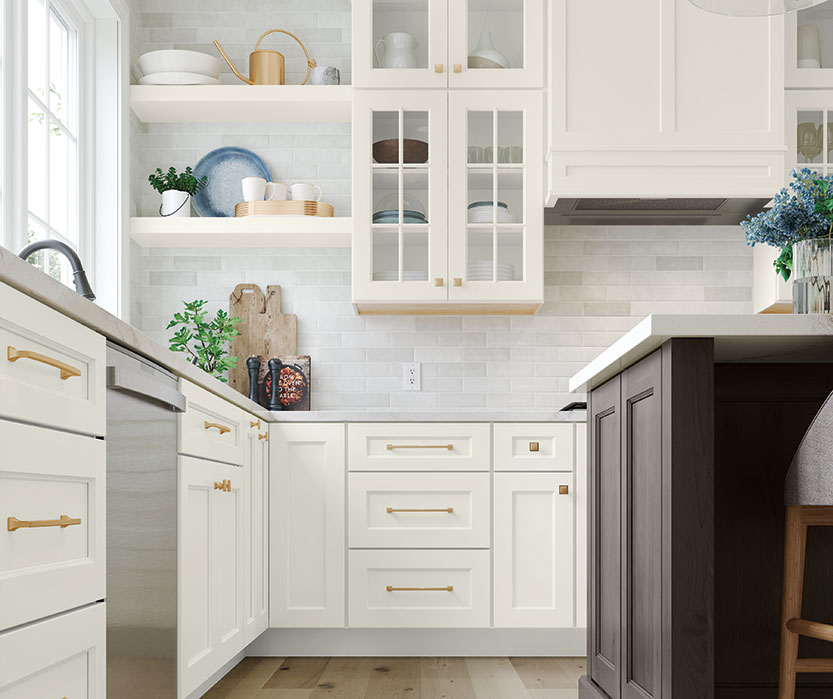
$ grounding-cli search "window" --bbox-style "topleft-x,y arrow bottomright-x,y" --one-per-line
26,0 -> 82,285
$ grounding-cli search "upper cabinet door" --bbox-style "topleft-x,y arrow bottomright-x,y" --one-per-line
785,6 -> 833,89
447,90 -> 543,304
353,0 -> 448,87
353,90 -> 449,305
448,0 -> 543,88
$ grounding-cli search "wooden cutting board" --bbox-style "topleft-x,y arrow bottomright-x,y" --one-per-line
228,284 -> 297,396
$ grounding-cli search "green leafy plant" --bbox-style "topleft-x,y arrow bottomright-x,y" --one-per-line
148,166 -> 207,195
167,300 -> 242,382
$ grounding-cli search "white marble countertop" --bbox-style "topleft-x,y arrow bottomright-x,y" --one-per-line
0,247 -> 582,423
569,313 -> 833,393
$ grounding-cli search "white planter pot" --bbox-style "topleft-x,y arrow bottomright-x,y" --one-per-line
160,190 -> 191,217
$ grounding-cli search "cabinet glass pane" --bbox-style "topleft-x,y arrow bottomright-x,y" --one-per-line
372,228 -> 399,280
797,110 -> 824,165
373,170 -> 399,220
403,111 -> 429,164
467,0 -> 524,71
498,111 -> 524,165
497,171 -> 523,225
403,230 -> 429,281
403,170 -> 429,224
467,226 -> 494,281
796,6 -> 832,71
373,0 -> 428,70
497,228 -> 523,282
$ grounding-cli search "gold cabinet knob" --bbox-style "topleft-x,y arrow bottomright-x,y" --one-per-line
453,277 -> 462,287
559,485 -> 569,495
529,441 -> 540,452
258,432 -> 268,441
434,63 -> 444,73
434,278 -> 444,287
250,419 -> 261,429
453,63 -> 462,73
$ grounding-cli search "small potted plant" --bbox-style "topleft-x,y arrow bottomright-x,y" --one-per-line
148,166 -> 207,218
167,300 -> 242,381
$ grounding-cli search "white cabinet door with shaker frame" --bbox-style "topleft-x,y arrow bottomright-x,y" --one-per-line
448,90 -> 544,305
244,418 -> 269,644
493,472 -> 575,628
270,423 -> 346,628
353,89 -> 449,310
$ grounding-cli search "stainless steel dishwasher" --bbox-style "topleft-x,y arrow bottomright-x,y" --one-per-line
106,341 -> 185,698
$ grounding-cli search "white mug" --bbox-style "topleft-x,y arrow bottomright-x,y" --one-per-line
290,182 -> 322,202
242,177 -> 287,202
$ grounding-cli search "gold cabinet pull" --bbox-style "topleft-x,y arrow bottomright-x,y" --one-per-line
213,480 -> 231,492
204,421 -> 231,435
386,443 -> 453,451
250,419 -> 261,429
434,277 -> 444,287
387,585 -> 453,592
8,514 -> 81,532
559,485 -> 569,495
453,63 -> 462,73
258,432 -> 268,441
7,346 -> 81,380
387,507 -> 453,514
434,63 -> 444,73
453,277 -> 462,287
529,441 -> 540,452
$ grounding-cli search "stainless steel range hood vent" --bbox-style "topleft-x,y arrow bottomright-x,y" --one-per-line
545,197 -> 770,226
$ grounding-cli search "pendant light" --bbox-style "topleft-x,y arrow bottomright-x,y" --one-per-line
689,0 -> 829,15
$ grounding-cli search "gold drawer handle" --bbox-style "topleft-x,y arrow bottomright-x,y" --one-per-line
214,480 -> 231,492
386,444 -> 453,451
387,585 -> 454,592
7,346 -> 82,380
205,421 -> 231,435
258,432 -> 268,441
250,419 -> 261,429
386,507 -> 453,514
8,515 -> 81,532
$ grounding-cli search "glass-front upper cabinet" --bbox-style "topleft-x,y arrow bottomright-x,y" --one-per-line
786,91 -> 833,177
352,0 -> 543,88
448,90 -> 543,303
786,5 -> 833,88
353,90 -> 448,305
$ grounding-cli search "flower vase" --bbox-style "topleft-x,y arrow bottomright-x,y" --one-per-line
793,237 -> 833,313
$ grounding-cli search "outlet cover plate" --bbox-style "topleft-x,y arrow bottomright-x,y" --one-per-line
404,362 -> 421,391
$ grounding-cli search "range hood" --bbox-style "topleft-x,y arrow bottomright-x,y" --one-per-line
545,197 -> 770,226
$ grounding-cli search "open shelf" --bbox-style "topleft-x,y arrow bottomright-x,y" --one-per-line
130,216 -> 353,248
130,85 -> 353,123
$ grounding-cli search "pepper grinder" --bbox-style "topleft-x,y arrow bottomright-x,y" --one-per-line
246,356 -> 260,404
267,357 -> 283,411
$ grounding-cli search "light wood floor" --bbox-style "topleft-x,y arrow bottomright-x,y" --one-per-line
203,656 -> 585,699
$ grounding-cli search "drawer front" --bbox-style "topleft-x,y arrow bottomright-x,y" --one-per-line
493,423 -> 575,471
0,602 -> 105,699
348,549 -> 490,628
179,379 -> 245,465
0,419 -> 105,630
0,282 -> 105,437
348,423 -> 491,471
348,472 -> 490,548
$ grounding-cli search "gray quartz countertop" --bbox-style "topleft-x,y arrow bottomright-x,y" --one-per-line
0,247 -> 582,423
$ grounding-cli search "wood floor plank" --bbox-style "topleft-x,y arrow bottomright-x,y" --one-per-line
203,657 -> 263,698
528,691 -> 579,699
465,658 -> 531,699
510,657 -> 582,690
309,657 -> 373,698
363,657 -> 421,699
263,658 -> 330,689
255,691 -> 314,699
226,658 -> 286,698
420,657 -> 476,698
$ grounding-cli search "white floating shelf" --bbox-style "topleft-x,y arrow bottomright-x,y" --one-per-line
130,216 -> 353,248
130,84 -> 353,123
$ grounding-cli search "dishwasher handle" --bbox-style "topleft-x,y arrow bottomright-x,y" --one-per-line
107,366 -> 186,413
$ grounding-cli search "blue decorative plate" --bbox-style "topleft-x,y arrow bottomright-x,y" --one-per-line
192,147 -> 271,218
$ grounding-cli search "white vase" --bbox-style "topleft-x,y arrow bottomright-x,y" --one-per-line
468,30 -> 510,70
374,32 -> 419,69
161,189 -> 191,217
798,24 -> 822,69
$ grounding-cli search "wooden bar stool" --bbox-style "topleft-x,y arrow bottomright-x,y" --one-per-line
779,393 -> 833,698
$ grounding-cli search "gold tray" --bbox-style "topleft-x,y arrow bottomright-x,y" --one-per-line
234,200 -> 335,217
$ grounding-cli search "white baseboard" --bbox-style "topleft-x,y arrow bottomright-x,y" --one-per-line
188,650 -> 246,699
246,628 -> 586,657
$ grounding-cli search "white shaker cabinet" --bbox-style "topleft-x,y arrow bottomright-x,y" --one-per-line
547,0 -> 785,200
353,0 -> 543,89
244,417 -> 269,643
269,423 -> 346,628
178,455 -> 245,698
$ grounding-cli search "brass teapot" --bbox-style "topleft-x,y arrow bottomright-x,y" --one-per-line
214,29 -> 316,85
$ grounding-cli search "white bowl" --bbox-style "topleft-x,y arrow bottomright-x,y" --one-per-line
139,50 -> 222,79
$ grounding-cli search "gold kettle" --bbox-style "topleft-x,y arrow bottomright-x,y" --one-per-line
214,29 -> 316,85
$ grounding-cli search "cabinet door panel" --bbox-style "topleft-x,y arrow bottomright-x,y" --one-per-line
214,462 -> 245,663
622,352 -> 662,699
494,472 -> 574,628
589,375 -> 622,699
270,423 -> 345,628
244,425 -> 269,644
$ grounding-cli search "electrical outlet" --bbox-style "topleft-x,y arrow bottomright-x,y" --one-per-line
404,362 -> 421,391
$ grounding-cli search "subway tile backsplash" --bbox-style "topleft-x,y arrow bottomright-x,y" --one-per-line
132,225 -> 753,409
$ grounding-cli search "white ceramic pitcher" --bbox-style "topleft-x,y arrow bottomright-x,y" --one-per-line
374,32 -> 418,69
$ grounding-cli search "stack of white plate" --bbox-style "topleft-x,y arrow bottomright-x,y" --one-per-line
468,201 -> 515,224
138,49 -> 222,85
373,271 -> 428,281
467,262 -> 515,281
